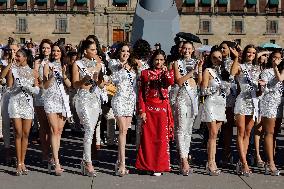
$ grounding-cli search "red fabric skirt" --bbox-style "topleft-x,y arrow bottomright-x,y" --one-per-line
135,99 -> 173,172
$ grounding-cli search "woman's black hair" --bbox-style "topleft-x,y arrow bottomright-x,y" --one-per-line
266,50 -> 283,69
51,42 -> 67,67
132,39 -> 151,60
86,35 -> 106,63
17,48 -> 34,68
204,45 -> 230,81
78,39 -> 96,59
38,39 -> 53,60
149,49 -> 167,70
241,44 -> 258,65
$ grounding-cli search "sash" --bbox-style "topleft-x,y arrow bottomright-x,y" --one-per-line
240,64 -> 259,120
11,68 -> 33,108
177,60 -> 198,116
207,68 -> 226,99
49,63 -> 72,118
76,60 -> 101,100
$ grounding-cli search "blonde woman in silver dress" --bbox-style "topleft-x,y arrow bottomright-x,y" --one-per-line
173,41 -> 200,175
7,48 -> 39,175
73,40 -> 102,177
259,51 -> 283,176
108,42 -> 137,176
201,47 -> 231,176
43,43 -> 72,176
231,45 -> 261,177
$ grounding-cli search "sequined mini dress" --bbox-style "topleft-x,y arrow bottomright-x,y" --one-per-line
260,68 -> 283,118
43,61 -> 66,114
8,65 -> 34,119
201,68 -> 227,122
109,59 -> 137,117
234,63 -> 260,116
34,60 -> 46,107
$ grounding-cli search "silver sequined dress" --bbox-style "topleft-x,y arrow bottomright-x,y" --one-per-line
201,68 -> 227,122
260,68 -> 283,118
43,61 -> 65,114
34,60 -> 47,107
234,63 -> 261,115
74,59 -> 101,163
109,59 -> 137,117
8,65 -> 34,119
224,58 -> 237,108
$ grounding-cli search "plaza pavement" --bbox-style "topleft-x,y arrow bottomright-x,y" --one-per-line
0,127 -> 283,189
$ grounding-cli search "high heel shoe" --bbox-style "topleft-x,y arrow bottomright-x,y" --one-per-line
115,161 -> 129,177
81,161 -> 96,177
179,161 -> 193,176
236,161 -> 242,175
15,163 -> 22,176
47,160 -> 55,174
238,162 -> 252,177
206,162 -> 221,176
21,163 -> 29,175
54,163 -> 63,176
264,163 -> 281,176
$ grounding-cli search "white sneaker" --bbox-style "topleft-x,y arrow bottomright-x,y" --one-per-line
153,172 -> 162,176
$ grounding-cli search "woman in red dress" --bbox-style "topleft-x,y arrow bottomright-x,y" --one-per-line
136,49 -> 174,176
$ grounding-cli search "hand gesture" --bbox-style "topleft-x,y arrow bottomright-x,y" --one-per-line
229,47 -> 239,59
161,65 -> 168,72
273,57 -> 282,67
140,113 -> 147,123
258,79 -> 266,86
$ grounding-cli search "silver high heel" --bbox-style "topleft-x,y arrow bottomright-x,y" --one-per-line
47,160 -> 55,174
179,161 -> 193,176
237,162 -> 252,177
115,161 -> 129,177
15,163 -> 22,176
264,163 -> 281,176
81,161 -> 97,177
21,163 -> 29,175
206,162 -> 221,176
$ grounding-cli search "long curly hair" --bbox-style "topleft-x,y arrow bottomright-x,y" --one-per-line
113,42 -> 137,71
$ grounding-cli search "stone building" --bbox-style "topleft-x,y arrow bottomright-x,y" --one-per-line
0,0 -> 284,48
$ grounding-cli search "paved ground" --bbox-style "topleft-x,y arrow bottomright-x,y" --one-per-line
0,126 -> 283,189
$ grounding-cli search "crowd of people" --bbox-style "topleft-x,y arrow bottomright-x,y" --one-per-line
0,35 -> 283,177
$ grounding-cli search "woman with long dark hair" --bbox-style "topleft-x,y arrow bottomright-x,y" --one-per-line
7,48 -> 39,175
43,42 -> 72,176
173,41 -> 200,175
34,39 -> 53,162
201,46 -> 230,176
136,49 -> 174,176
72,39 -> 102,177
218,41 -> 237,167
259,50 -> 283,176
231,44 -> 261,177
108,42 -> 137,176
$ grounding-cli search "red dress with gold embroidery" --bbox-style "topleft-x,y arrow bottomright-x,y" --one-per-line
135,69 -> 174,172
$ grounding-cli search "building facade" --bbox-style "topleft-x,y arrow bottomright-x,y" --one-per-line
0,0 -> 284,48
